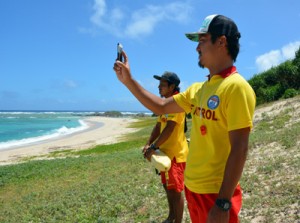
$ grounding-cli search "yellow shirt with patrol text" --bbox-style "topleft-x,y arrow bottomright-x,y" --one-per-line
173,74 -> 256,193
157,112 -> 188,163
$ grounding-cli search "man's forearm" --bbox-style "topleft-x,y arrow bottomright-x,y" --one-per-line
146,124 -> 160,145
154,121 -> 175,147
218,128 -> 250,200
125,78 -> 165,114
114,52 -> 183,115
218,146 -> 248,199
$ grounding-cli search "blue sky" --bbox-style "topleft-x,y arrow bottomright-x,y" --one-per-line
1,0 -> 300,111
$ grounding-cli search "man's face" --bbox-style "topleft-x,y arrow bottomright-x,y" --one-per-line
158,80 -> 174,98
196,33 -> 217,69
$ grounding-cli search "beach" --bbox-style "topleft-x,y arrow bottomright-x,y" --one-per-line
0,116 -> 138,166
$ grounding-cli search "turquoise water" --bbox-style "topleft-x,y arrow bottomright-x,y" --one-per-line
0,111 -> 91,150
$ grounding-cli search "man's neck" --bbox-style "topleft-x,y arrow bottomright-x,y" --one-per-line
208,60 -> 234,78
164,91 -> 178,98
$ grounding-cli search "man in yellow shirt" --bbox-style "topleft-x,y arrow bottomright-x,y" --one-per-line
113,14 -> 255,223
143,72 -> 188,223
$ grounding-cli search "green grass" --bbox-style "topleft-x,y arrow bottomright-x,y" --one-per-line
0,117 -> 173,222
1,101 -> 299,222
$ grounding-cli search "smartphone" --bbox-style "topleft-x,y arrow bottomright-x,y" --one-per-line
117,43 -> 123,62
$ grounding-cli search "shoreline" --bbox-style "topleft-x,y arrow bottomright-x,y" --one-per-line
0,116 -> 138,166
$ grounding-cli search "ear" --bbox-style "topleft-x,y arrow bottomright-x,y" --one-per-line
218,35 -> 227,47
169,83 -> 176,91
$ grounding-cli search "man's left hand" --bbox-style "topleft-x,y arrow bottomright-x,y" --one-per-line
206,205 -> 229,223
143,146 -> 155,162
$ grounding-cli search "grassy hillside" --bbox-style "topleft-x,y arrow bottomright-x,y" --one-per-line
240,95 -> 300,222
0,97 -> 299,222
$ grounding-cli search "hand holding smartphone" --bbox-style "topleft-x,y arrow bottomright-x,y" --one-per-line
117,43 -> 123,62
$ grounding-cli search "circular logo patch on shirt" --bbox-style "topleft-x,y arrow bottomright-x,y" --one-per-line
207,95 -> 220,110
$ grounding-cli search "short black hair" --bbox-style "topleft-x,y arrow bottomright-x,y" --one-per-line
210,32 -> 241,62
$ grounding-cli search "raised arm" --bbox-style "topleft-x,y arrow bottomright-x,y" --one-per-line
113,50 -> 183,115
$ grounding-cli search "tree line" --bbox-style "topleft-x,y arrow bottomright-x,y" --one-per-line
248,47 -> 300,105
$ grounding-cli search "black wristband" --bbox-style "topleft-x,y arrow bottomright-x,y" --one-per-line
215,199 -> 232,211
150,143 -> 158,151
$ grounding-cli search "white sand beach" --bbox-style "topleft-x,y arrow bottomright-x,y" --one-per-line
0,117 -> 138,166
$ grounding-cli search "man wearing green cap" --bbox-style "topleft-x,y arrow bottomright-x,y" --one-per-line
113,14 -> 255,223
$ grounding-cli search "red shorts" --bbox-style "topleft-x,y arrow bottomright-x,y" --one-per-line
161,158 -> 186,192
184,185 -> 242,223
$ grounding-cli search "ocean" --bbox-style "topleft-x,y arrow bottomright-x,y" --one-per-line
0,111 -> 94,150
0,111 -> 151,150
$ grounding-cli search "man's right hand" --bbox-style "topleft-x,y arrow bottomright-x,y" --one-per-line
113,50 -> 132,85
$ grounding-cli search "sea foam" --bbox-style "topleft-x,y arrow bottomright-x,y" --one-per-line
0,119 -> 88,150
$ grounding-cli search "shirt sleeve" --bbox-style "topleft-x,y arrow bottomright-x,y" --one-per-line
166,112 -> 184,124
226,79 -> 256,131
173,83 -> 203,114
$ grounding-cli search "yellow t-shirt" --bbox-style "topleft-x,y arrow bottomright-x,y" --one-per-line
157,112 -> 189,163
173,73 -> 256,193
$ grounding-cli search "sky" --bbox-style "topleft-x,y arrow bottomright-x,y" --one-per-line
1,0 -> 300,112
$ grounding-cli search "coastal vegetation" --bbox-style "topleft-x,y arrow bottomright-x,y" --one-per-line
248,47 -> 300,105
87,111 -> 151,118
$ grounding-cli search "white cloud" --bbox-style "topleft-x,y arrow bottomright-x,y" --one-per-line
88,0 -> 192,39
124,5 -> 163,38
282,41 -> 300,59
256,50 -> 281,72
90,0 -> 106,26
88,0 -> 123,34
256,41 -> 300,72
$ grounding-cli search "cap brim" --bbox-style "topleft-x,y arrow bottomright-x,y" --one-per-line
153,75 -> 162,80
185,32 -> 206,42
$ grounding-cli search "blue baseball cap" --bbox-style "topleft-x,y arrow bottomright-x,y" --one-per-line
153,71 -> 180,86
